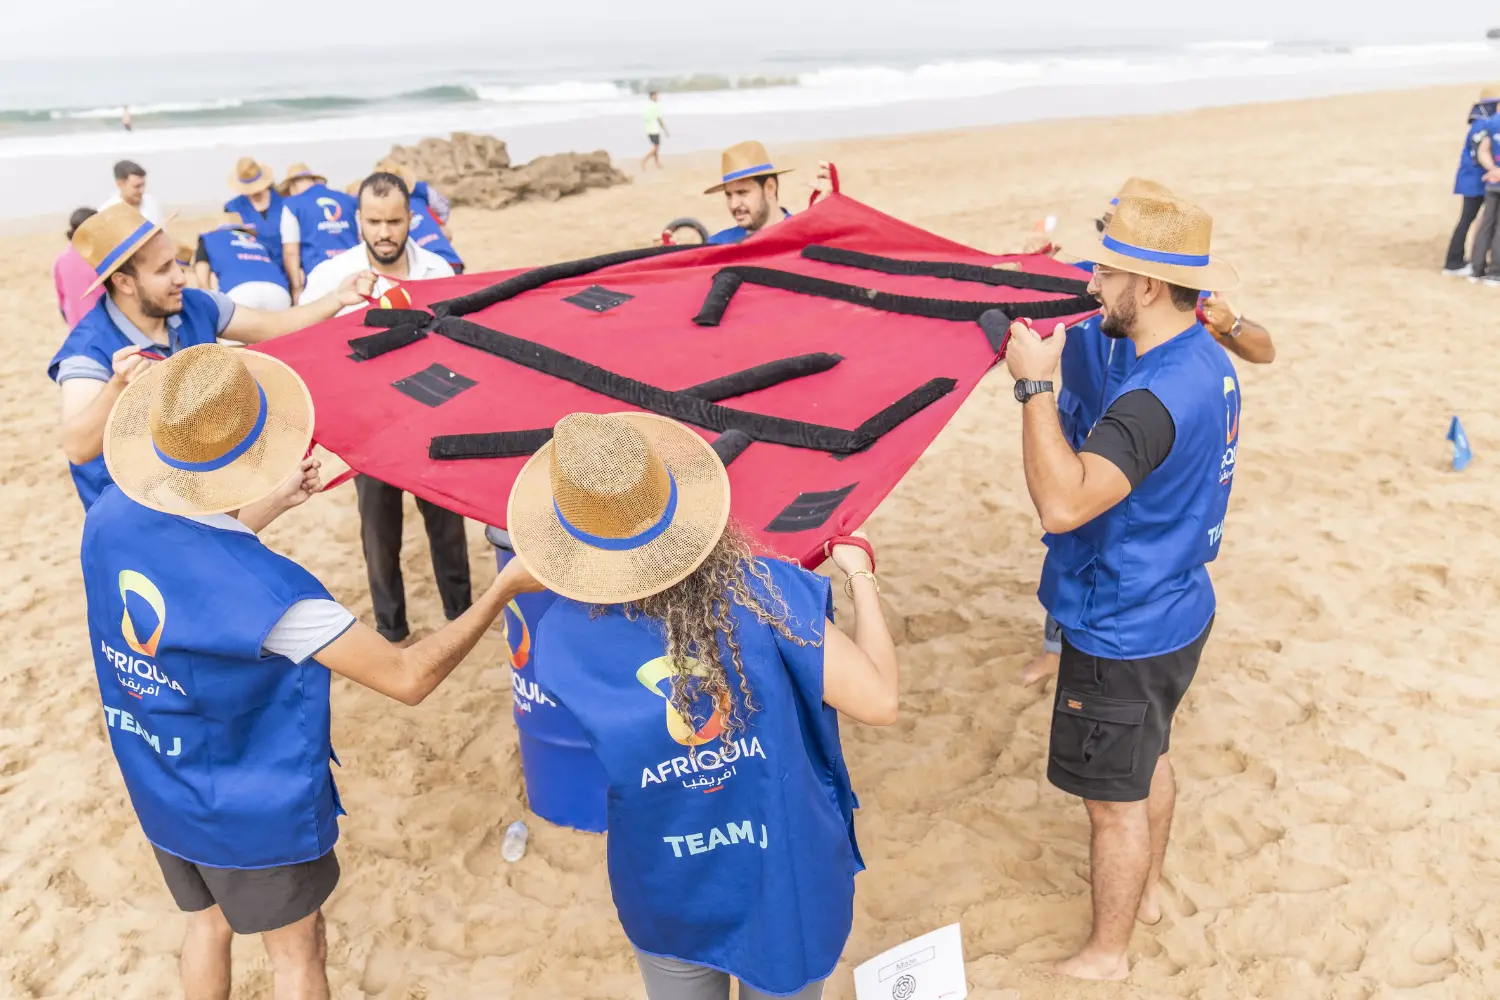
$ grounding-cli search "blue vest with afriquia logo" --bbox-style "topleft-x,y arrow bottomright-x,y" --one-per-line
1040,323 -> 1240,660
283,182 -> 359,276
200,228 -> 289,293
81,487 -> 345,868
224,190 -> 286,269
46,290 -> 224,509
532,557 -> 863,996
408,182 -> 462,270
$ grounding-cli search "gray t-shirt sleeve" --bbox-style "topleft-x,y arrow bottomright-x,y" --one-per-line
201,288 -> 236,333
55,356 -> 112,383
262,598 -> 357,664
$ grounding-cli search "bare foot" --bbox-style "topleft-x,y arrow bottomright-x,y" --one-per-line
1051,948 -> 1129,982
1017,650 -> 1059,686
1136,891 -> 1162,926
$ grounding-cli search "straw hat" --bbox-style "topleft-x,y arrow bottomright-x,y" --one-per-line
374,158 -> 418,190
703,140 -> 794,195
227,156 -> 275,196
1092,194 -> 1238,292
209,211 -> 255,235
103,343 -> 314,516
1481,84 -> 1500,101
507,413 -> 731,604
73,203 -> 163,294
1109,176 -> 1173,209
278,162 -> 326,195
174,241 -> 196,267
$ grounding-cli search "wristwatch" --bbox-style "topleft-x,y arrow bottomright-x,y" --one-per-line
1014,379 -> 1054,403
1227,315 -> 1243,339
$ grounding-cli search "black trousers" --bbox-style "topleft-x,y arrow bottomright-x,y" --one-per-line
354,475 -> 472,641
1447,195 -> 1485,271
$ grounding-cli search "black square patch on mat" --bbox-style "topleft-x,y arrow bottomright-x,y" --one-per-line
563,285 -> 633,312
765,484 -> 858,533
392,363 -> 476,407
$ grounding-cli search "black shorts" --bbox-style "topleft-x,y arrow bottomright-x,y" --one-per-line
647,133 -> 661,147
153,846 -> 339,935
1046,619 -> 1213,802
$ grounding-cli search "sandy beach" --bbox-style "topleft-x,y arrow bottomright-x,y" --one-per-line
3,81 -> 1498,999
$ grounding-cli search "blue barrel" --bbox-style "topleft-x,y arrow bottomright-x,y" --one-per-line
486,525 -> 608,833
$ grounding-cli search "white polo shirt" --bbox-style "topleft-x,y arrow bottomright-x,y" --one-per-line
100,192 -> 165,226
300,239 -> 454,312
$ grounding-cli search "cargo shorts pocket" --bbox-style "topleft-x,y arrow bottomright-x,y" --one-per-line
1049,688 -> 1149,781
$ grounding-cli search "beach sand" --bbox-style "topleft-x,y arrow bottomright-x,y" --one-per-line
3,82 -> 1498,999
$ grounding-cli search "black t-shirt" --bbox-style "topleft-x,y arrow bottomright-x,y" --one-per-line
194,235 -> 210,264
1081,389 -> 1176,487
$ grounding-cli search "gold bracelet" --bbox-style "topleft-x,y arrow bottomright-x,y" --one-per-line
844,570 -> 880,599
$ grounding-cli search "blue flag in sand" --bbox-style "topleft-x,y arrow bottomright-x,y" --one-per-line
1447,416 -> 1472,471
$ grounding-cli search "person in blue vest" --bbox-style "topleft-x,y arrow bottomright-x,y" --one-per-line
1444,86 -> 1500,276
1018,178 -> 1275,686
376,159 -> 464,272
49,203 -> 375,511
224,156 -> 285,273
703,141 -> 833,245
277,162 -> 359,303
194,212 -> 292,311
504,411 -> 901,1000
82,341 -> 540,999
1003,193 -> 1242,982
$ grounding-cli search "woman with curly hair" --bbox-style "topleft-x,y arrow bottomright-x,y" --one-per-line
505,411 -> 901,1000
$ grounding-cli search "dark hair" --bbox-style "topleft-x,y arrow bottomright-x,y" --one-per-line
358,171 -> 410,207
1166,283 -> 1201,311
67,207 -> 96,240
113,159 -> 145,181
106,256 -> 138,292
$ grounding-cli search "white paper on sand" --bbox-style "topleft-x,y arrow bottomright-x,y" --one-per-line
853,923 -> 967,1000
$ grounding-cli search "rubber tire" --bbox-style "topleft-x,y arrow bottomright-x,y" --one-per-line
663,217 -> 710,244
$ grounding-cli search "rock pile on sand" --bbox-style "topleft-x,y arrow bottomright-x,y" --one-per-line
383,133 -> 629,210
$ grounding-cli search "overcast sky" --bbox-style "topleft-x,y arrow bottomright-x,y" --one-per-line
12,1 -> 1494,56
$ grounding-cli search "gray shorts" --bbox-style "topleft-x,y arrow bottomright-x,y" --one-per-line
153,845 -> 339,935
1043,613 -> 1063,654
635,949 -> 826,1000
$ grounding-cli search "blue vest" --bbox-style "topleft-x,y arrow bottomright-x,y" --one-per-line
47,291 -> 224,509
1458,116 -> 1495,197
409,183 -> 462,270
1040,324 -> 1239,659
707,208 -> 793,245
532,559 -> 862,995
283,183 -> 359,275
200,229 -> 289,293
223,191 -> 286,268
81,488 -> 343,868
1058,314 -> 1136,450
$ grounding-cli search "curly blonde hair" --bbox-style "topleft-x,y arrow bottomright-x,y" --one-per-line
602,519 -> 815,741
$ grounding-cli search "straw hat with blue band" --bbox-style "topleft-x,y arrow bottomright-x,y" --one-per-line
73,203 -> 163,295
228,156 -> 275,196
277,162 -> 327,195
507,412 -> 731,605
703,140 -> 795,195
103,343 -> 315,515
1092,193 -> 1239,293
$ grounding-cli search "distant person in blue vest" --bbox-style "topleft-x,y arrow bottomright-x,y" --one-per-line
1019,178 -> 1275,686
278,162 -> 359,303
194,212 -> 293,311
703,141 -> 832,245
82,342 -> 540,1000
1443,86 -> 1500,276
1459,92 -> 1500,285
49,203 -> 375,510
224,156 -> 285,273
375,159 -> 464,272
1003,194 -> 1242,982
504,411 -> 901,1000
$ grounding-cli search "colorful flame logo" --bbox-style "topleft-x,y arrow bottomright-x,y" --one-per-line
1223,376 -> 1239,446
505,599 -> 531,668
118,570 -> 165,657
636,657 -> 725,747
316,197 -> 342,222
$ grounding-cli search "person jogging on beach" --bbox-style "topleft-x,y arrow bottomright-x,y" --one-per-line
504,411 -> 900,1000
80,342 -> 539,1000
1444,86 -> 1500,276
1004,192 -> 1241,982
48,204 -> 374,510
278,163 -> 359,302
1018,178 -> 1274,686
642,91 -> 668,170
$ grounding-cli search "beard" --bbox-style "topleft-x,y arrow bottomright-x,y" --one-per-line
1098,277 -> 1138,339
367,238 -> 405,266
138,286 -> 183,319
745,197 -> 772,232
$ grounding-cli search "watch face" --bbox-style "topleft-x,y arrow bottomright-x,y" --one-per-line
1014,380 -> 1029,402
